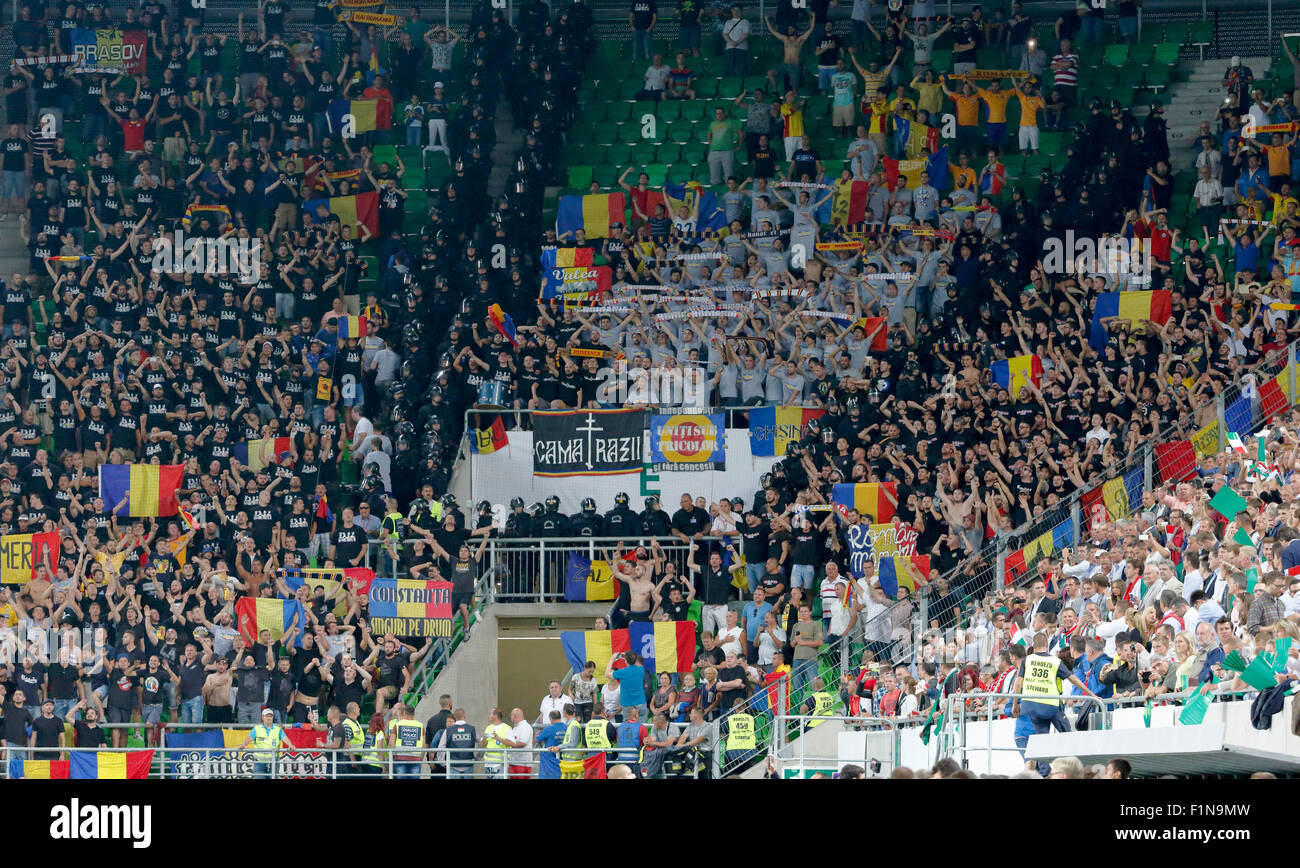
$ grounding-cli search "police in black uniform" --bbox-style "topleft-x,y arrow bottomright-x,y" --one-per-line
570,497 -> 604,537
604,492 -> 643,538
640,496 -> 672,537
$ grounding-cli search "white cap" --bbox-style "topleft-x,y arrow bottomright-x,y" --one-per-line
1231,55 -> 1241,66
434,81 -> 444,89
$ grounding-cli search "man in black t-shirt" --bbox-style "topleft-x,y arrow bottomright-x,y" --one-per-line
331,508 -> 368,567
105,656 -> 139,745
30,698 -> 65,759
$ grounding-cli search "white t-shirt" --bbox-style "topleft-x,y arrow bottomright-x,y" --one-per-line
510,721 -> 534,761
717,625 -> 743,657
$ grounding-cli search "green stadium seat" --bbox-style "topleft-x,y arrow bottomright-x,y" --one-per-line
681,101 -> 707,122
1189,21 -> 1212,46
604,144 -> 633,166
657,101 -> 682,122
668,120 -> 694,143
630,143 -> 658,166
1153,42 -> 1181,66
594,79 -> 622,100
1103,44 -> 1130,67
372,145 -> 398,167
618,123 -> 644,144
1038,131 -> 1065,155
645,163 -> 670,186
594,121 -> 619,143
605,101 -> 633,123
1092,68 -> 1120,89
1145,65 -> 1172,90
694,124 -> 712,144
1116,64 -> 1145,89
582,101 -> 607,122
694,77 -> 720,98
668,167 -> 693,184
1138,23 -> 1164,44
656,142 -> 682,163
718,77 -> 744,99
1165,21 -> 1191,45
567,165 -> 593,189
976,48 -> 1003,69
743,76 -> 769,95
821,159 -> 843,178
620,79 -> 644,100
592,165 -> 619,188
632,99 -> 659,120
1129,45 -> 1154,66
681,144 -> 707,165
929,49 -> 952,73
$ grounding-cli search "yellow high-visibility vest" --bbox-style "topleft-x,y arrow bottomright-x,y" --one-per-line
484,722 -> 512,765
250,724 -> 285,762
584,719 -> 611,749
809,691 -> 836,727
1022,653 -> 1063,707
561,718 -> 584,761
725,713 -> 756,751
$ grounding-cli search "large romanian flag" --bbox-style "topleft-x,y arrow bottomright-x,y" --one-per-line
990,354 -> 1043,396
235,596 -> 307,646
832,482 -> 898,522
748,406 -> 826,456
8,758 -> 70,778
882,146 -> 948,192
99,464 -> 183,517
69,750 -> 154,779
560,623 -> 696,683
326,98 -> 380,135
877,555 -> 931,596
1088,290 -> 1172,350
337,314 -> 367,340
303,192 -> 380,238
832,180 -> 869,225
556,193 -> 626,238
232,437 -> 291,472
0,531 -> 61,584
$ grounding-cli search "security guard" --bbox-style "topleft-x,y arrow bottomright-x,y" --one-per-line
604,492 -> 643,537
239,707 -> 292,778
802,677 -> 837,729
342,701 -> 367,777
380,498 -> 405,575
387,702 -> 425,779
1012,632 -> 1095,754
359,717 -> 387,777
481,707 -> 513,778
554,703 -> 585,763
721,708 -> 756,766
583,705 -> 616,762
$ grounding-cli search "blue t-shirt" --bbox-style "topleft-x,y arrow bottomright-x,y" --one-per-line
613,664 -> 647,707
536,721 -> 566,779
742,601 -> 773,642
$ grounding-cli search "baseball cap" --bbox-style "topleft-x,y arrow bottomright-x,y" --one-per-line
261,707 -> 274,716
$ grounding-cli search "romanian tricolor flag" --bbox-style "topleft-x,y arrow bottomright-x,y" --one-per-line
555,193 -> 626,238
69,750 -> 154,779
882,146 -> 948,192
0,531 -> 61,584
99,464 -> 183,517
232,437 -> 292,472
990,354 -> 1043,396
7,758 -> 70,778
303,191 -> 380,238
877,556 -> 930,596
559,623 -> 696,683
488,303 -> 518,347
831,482 -> 898,523
748,406 -> 827,456
235,596 -> 307,646
1088,290 -> 1173,350
467,416 -> 509,454
852,316 -> 888,351
545,247 -> 594,269
832,179 -> 870,225
280,565 -> 373,615
563,552 -> 619,601
181,203 -> 231,231
326,98 -> 379,135
337,314 -> 367,340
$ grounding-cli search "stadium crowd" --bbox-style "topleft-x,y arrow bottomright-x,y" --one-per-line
0,0 -> 1298,778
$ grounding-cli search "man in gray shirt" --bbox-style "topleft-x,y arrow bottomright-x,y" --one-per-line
675,707 -> 717,777
739,87 -> 774,158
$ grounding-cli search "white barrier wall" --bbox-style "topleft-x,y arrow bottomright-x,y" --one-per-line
469,429 -> 779,514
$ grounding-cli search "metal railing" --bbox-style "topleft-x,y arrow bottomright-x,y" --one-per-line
942,687 -> 1259,772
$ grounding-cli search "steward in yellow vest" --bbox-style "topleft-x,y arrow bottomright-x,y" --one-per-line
239,708 -> 291,772
723,711 -> 756,753
1012,633 -> 1095,726
804,675 -> 837,728
584,708 -> 615,755
482,708 -> 513,770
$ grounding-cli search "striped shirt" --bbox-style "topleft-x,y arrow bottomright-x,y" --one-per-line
1052,53 -> 1079,88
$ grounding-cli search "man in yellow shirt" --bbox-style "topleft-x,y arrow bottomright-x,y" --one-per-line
779,90 -> 807,161
1261,129 -> 1298,194
1012,76 -> 1045,155
974,77 -> 1013,152
940,75 -> 981,161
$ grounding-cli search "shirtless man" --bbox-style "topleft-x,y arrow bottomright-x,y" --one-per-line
620,555 -> 656,623
765,14 -> 815,94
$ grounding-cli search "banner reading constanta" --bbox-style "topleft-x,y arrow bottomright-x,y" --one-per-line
648,413 -> 726,471
367,577 -> 454,637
